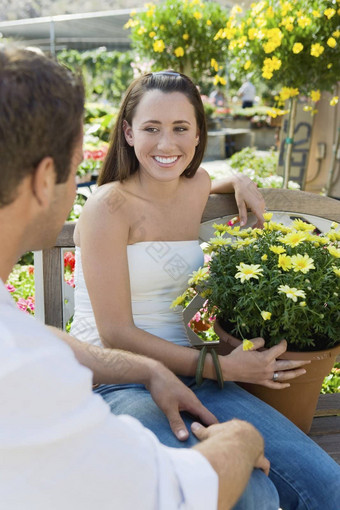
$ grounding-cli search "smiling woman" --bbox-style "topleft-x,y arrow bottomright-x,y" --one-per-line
69,71 -> 340,510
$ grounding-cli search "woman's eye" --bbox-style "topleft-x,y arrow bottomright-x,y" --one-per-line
175,127 -> 187,132
145,127 -> 158,133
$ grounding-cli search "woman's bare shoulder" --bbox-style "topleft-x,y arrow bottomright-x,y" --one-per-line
75,182 -> 131,245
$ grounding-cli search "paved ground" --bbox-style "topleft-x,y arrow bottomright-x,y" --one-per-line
201,157 -> 233,179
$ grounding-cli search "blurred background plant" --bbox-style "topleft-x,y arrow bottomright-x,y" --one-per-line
125,0 -> 229,83
58,48 -> 134,104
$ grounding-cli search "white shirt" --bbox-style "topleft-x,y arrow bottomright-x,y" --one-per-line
238,81 -> 256,102
0,280 -> 218,509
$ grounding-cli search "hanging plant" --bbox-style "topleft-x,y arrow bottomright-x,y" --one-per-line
125,0 -> 229,82
214,0 -> 340,187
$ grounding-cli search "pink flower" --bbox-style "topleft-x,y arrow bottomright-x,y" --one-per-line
204,254 -> 212,264
192,311 -> 202,322
17,298 -> 28,312
228,216 -> 240,226
26,296 -> 35,312
66,276 -> 75,288
6,284 -> 16,293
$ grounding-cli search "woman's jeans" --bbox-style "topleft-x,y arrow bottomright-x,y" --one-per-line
96,378 -> 340,510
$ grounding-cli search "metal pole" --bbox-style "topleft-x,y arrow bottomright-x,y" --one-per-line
50,18 -> 56,56
282,96 -> 298,189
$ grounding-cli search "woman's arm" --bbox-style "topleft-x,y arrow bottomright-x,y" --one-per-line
77,184 -> 216,378
210,173 -> 265,228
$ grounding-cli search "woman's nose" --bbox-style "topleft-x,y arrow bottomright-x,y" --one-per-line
157,130 -> 175,150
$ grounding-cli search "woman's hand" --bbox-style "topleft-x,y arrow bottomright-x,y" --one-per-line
220,339 -> 311,389
210,173 -> 266,228
231,174 -> 265,228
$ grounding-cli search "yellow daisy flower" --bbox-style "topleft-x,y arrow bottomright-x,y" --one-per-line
278,254 -> 293,271
188,266 -> 209,285
279,231 -> 307,247
278,285 -> 306,302
209,237 -> 231,248
291,254 -> 315,273
330,96 -> 339,106
292,218 -> 316,232
263,212 -> 273,221
269,245 -> 286,254
327,246 -> 340,258
170,293 -> 186,309
235,263 -> 263,283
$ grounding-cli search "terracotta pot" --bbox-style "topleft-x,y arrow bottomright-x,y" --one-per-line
214,320 -> 340,434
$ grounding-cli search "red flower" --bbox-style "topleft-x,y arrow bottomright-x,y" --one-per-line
28,265 -> 34,275
83,146 -> 108,161
64,251 -> 75,271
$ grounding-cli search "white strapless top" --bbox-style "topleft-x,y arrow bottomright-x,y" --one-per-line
70,241 -> 204,347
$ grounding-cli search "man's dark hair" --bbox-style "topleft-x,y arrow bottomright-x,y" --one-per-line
0,47 -> 84,207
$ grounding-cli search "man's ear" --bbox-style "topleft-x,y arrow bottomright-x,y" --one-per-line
123,119 -> 134,146
31,157 -> 56,208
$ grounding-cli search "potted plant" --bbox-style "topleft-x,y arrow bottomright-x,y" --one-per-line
176,214 -> 340,432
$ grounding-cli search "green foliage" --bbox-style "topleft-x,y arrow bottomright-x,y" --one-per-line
228,147 -> 299,189
126,0 -> 229,82
321,362 -> 340,393
84,102 -> 118,143
57,48 -> 134,105
229,147 -> 278,177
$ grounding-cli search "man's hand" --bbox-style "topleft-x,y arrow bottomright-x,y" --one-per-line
191,419 -> 270,510
146,363 -> 218,441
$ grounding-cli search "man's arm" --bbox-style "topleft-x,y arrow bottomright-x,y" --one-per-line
192,420 -> 270,510
48,326 -> 218,440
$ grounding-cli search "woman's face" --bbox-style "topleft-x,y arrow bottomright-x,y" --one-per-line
123,90 -> 199,183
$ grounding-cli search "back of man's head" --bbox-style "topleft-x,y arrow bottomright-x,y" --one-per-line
0,47 -> 84,208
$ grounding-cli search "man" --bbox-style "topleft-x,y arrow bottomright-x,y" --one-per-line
0,47 -> 272,510
237,78 -> 256,109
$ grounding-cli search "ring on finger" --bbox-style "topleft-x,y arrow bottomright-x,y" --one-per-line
272,371 -> 279,382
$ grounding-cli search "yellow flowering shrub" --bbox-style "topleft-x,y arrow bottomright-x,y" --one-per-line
177,218 -> 340,351
126,0 -> 229,81
214,0 -> 340,97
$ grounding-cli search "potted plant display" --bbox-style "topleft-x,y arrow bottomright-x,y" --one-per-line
176,213 -> 340,432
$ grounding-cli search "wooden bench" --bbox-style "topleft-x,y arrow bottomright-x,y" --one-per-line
35,188 -> 340,463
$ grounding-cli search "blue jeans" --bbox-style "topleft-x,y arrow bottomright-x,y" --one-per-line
96,379 -> 340,510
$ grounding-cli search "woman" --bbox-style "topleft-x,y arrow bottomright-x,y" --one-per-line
71,71 -> 340,510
